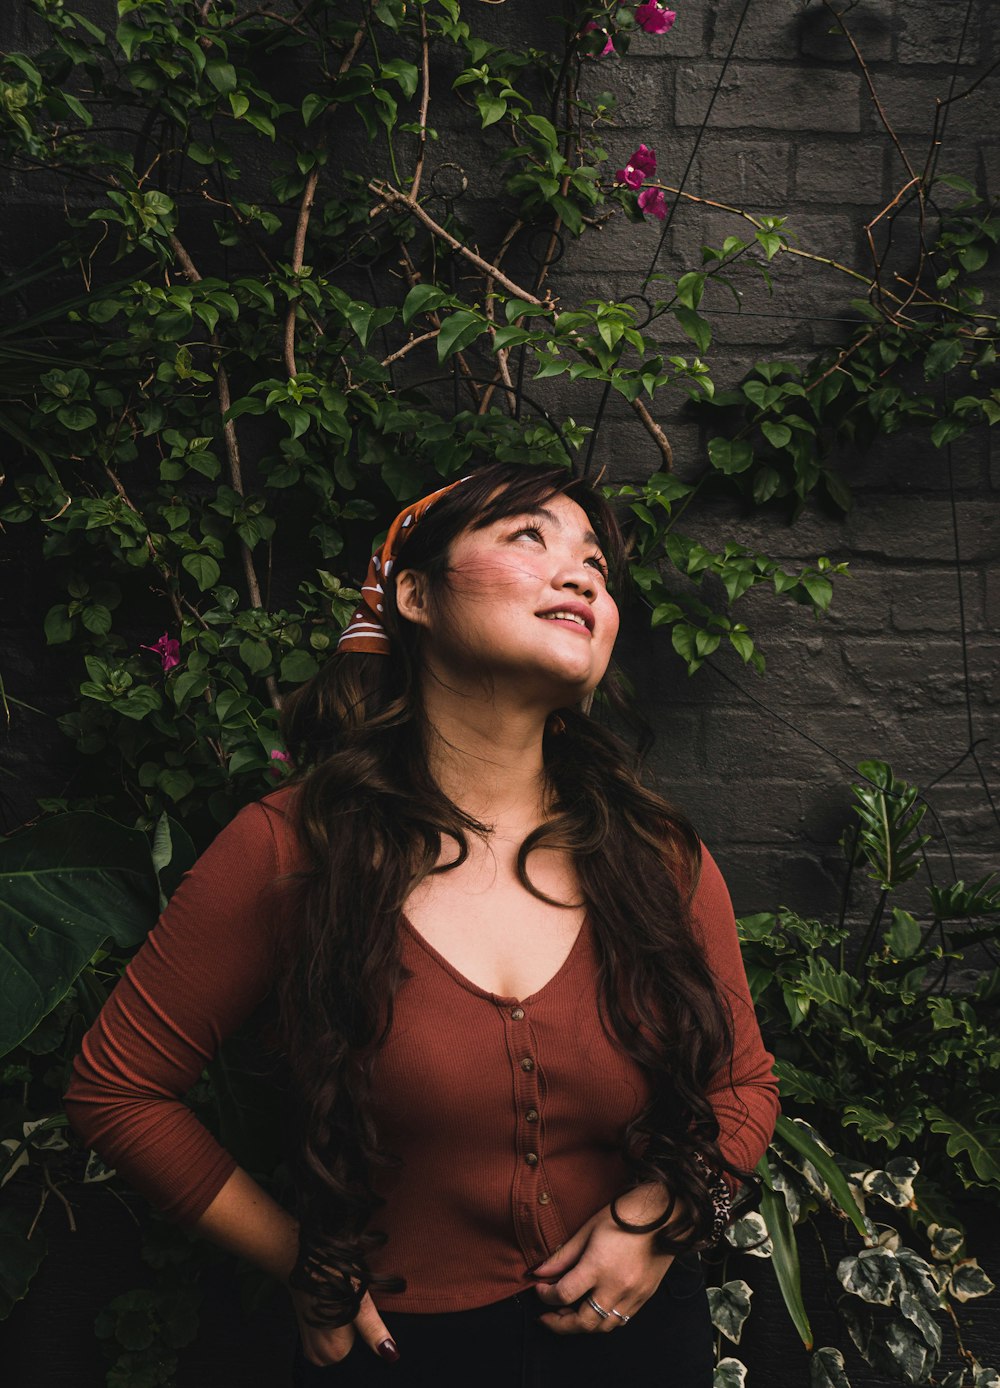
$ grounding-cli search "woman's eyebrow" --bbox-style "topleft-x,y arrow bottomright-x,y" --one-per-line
518,505 -> 602,549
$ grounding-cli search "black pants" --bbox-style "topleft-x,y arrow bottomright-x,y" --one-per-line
291,1253 -> 714,1388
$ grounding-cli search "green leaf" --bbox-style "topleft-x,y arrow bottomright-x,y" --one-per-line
44,605 -> 73,644
476,92 -> 507,127
402,283 -> 450,325
708,437 -> 754,475
181,554 -> 221,591
381,57 -> 419,98
760,1171 -> 813,1349
674,307 -> 711,353
436,309 -> 486,363
280,649 -> 319,683
761,421 -> 791,449
810,1347 -> 851,1388
773,1116 -> 870,1237
206,60 -> 237,94
56,404 -> 97,431
925,1107 -> 1000,1185
0,815 -> 158,1055
707,1279 -> 753,1345
0,1203 -> 47,1319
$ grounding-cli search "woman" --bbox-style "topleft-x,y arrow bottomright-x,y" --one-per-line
65,461 -> 779,1387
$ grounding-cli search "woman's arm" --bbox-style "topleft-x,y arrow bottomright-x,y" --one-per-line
691,843 -> 781,1177
63,799 -> 290,1222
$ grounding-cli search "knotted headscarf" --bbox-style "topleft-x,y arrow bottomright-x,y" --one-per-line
337,476 -> 470,654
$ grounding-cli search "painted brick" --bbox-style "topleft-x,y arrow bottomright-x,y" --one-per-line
675,63 -> 862,133
690,138 -> 793,205
794,142 -> 889,204
895,0 -> 985,65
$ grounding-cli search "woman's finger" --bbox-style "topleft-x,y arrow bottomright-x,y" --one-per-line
352,1291 -> 401,1363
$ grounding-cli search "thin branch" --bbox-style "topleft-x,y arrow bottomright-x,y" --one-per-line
409,7 -> 431,201
371,181 -> 546,306
630,396 -> 674,470
381,328 -> 439,365
396,245 -> 482,406
283,20 -> 368,378
168,234 -> 280,709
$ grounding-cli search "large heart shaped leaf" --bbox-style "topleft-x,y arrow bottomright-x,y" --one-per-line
0,813 -> 158,1057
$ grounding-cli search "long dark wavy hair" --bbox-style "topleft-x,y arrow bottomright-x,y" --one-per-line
276,460 -> 757,1327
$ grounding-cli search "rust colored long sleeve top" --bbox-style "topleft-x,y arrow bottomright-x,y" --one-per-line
64,787 -> 779,1313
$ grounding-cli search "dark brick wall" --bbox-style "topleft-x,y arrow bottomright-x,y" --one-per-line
2,1 -> 996,916
0,5 -> 997,1382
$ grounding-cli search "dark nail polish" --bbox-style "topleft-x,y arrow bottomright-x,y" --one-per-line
377,1339 -> 400,1362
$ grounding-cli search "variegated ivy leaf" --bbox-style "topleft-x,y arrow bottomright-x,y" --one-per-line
928,1223 -> 965,1261
938,1371 -> 966,1388
837,1247 -> 899,1305
724,1210 -> 772,1257
770,1161 -> 813,1223
707,1279 -> 753,1344
973,1367 -> 1000,1388
811,1346 -> 852,1388
873,1315 -> 937,1383
22,1117 -> 68,1152
713,1358 -> 748,1388
875,1228 -> 902,1253
898,1285 -> 943,1354
83,1148 -> 117,1184
949,1259 -> 997,1303
862,1171 -> 909,1207
0,1138 -> 29,1188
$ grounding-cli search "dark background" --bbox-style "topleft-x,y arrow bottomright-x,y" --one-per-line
0,1 -> 998,1384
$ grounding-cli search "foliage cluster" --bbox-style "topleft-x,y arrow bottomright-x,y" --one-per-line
713,762 -> 1000,1387
0,0 -> 995,833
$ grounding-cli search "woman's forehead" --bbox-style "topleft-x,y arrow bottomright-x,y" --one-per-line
478,492 -> 602,545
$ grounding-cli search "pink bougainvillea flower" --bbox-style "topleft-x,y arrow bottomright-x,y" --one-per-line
268,748 -> 292,780
615,143 -> 657,188
583,19 -> 615,55
635,2 -> 677,35
140,633 -> 181,672
638,185 -> 668,220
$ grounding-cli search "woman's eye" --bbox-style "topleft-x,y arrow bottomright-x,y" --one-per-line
512,526 -> 544,543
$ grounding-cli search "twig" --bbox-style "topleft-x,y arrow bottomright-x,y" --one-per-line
168,234 -> 280,710
371,181 -> 546,305
381,329 -> 439,365
284,21 -> 367,378
630,396 -> 674,470
396,245 -> 482,406
43,1165 -> 78,1233
409,7 -> 431,201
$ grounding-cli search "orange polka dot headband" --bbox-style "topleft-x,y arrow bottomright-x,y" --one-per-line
337,476 -> 470,655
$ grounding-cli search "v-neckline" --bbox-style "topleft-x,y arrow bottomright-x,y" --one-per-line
399,911 -> 588,1007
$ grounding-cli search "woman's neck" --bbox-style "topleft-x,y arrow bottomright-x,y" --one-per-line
419,682 -> 551,831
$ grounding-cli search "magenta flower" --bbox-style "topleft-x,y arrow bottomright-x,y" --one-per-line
638,186 -> 668,220
583,20 -> 615,55
140,633 -> 181,672
268,747 -> 292,780
635,2 -> 677,34
615,143 -> 657,188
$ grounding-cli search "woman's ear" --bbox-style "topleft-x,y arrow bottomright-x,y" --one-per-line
394,568 -> 432,629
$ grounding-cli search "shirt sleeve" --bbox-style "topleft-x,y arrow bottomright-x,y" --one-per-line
689,844 -> 780,1180
63,797 -> 295,1226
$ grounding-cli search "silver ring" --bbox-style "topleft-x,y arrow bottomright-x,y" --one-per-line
610,1307 -> 631,1324
586,1295 -> 611,1319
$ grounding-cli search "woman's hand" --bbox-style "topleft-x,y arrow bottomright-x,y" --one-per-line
530,1184 -> 681,1334
289,1286 -> 400,1367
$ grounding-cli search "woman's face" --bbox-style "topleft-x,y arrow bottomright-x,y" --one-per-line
399,491 -> 620,707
